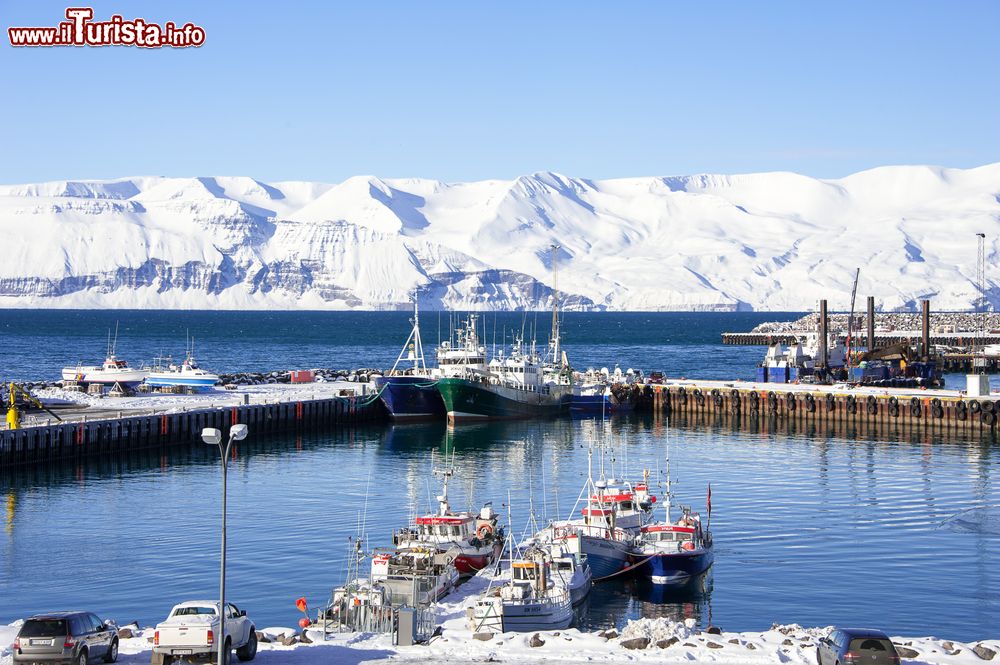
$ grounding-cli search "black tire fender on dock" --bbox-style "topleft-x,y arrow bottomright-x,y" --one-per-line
910,397 -> 922,418
889,403 -> 900,418
984,400 -> 997,415
767,391 -> 778,404
888,395 -> 898,408
826,393 -> 836,411
786,393 -> 797,411
970,400 -> 982,414
713,392 -> 723,408
846,395 -> 857,414
694,389 -> 705,405
867,401 -> 878,415
805,394 -> 816,412
932,405 -> 944,419
982,410 -> 996,427
710,388 -> 721,398
956,401 -> 968,421
749,391 -> 760,405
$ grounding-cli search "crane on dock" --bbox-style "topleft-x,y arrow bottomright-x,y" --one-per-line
846,268 -> 861,365
4,382 -> 63,430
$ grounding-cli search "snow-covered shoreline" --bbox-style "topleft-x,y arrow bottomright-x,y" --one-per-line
2,572 -> 997,665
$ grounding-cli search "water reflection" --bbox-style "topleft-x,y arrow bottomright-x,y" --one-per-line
578,573 -> 714,631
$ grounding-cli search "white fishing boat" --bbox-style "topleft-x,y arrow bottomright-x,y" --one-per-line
547,539 -> 592,605
145,350 -> 219,390
469,545 -> 574,633
61,325 -> 148,386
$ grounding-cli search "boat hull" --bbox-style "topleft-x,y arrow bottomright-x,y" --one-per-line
637,549 -> 714,585
570,394 -> 636,413
374,376 -> 444,420
437,378 -> 570,422
61,368 -> 148,386
454,540 -> 504,576
472,597 -> 573,633
146,374 -> 219,388
577,535 -> 633,579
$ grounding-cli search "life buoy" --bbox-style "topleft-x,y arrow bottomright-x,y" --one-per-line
476,523 -> 494,539
681,541 -> 696,551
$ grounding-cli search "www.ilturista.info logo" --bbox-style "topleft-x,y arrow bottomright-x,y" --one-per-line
8,7 -> 205,48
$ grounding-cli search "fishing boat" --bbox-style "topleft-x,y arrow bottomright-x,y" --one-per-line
145,340 -> 219,390
391,464 -> 504,576
436,246 -> 574,422
436,335 -> 572,422
369,544 -> 460,606
547,539 -> 592,605
469,545 -> 574,633
535,447 -> 656,580
571,366 -> 643,414
373,303 -> 446,420
634,459 -> 714,586
61,325 -> 148,387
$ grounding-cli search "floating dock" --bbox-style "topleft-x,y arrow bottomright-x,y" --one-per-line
650,380 -> 1000,433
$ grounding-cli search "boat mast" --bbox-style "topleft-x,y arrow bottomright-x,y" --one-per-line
389,299 -> 427,375
663,456 -> 672,523
549,243 -> 561,366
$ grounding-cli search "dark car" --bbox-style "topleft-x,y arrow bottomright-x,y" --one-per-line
817,628 -> 900,665
12,611 -> 118,665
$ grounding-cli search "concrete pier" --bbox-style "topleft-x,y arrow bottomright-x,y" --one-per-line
649,380 -> 1000,434
0,393 -> 384,470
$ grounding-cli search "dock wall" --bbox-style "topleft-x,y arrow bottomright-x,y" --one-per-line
650,384 -> 999,434
0,395 -> 384,470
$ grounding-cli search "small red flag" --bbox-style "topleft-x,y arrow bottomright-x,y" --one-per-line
707,483 -> 712,518
295,597 -> 308,613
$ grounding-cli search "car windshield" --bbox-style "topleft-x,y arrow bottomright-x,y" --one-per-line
850,638 -> 892,651
21,619 -> 67,637
174,606 -> 216,616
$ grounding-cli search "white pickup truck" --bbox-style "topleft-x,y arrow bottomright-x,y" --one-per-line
151,600 -> 257,664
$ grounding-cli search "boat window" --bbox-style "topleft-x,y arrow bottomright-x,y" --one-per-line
450,525 -> 461,536
620,501 -> 633,511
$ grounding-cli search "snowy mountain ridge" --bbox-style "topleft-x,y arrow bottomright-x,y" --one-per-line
1,164 -> 998,311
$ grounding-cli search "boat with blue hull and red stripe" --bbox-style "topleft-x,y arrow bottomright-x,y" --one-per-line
634,459 -> 714,586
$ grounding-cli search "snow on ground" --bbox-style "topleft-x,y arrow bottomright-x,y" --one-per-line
2,573 -> 996,665
19,381 -> 372,426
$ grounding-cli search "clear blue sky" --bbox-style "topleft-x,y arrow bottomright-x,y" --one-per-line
1,0 -> 998,184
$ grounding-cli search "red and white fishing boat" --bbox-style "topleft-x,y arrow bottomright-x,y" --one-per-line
392,466 -> 504,576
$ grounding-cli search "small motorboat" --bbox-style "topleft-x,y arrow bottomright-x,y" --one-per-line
145,355 -> 220,390
61,325 -> 148,387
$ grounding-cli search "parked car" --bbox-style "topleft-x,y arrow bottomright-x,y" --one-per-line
817,628 -> 900,665
151,601 -> 256,665
12,611 -> 119,664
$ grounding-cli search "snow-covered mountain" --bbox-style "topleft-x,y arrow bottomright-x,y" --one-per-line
1,164 -> 998,311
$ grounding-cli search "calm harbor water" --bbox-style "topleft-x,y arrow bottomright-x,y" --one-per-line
0,311 -> 997,640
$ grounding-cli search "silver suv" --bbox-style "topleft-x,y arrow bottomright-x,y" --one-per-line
12,611 -> 118,664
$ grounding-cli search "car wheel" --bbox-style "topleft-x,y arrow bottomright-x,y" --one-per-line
224,638 -> 232,665
236,629 -> 258,661
75,648 -> 88,665
104,638 -> 119,663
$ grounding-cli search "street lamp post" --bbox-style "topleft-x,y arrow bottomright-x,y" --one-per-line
202,424 -> 248,665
